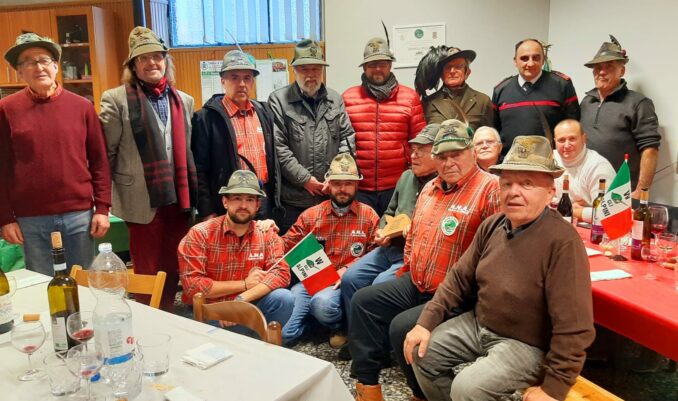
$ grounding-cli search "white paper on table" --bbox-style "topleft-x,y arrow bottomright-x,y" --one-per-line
0,311 -> 52,345
7,269 -> 52,289
164,387 -> 205,401
585,247 -> 603,257
590,269 -> 632,282
181,342 -> 233,369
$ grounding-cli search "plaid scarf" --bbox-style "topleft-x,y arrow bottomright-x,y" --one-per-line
362,72 -> 398,101
126,80 -> 196,211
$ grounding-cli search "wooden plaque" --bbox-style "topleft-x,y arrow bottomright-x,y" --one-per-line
381,214 -> 412,239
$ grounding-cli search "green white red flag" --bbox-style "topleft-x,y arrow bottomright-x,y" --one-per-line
284,233 -> 339,295
599,158 -> 632,240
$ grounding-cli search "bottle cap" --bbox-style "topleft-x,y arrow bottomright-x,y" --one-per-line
23,313 -> 40,322
51,232 -> 62,249
98,243 -> 113,252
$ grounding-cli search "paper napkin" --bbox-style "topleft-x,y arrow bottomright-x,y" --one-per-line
181,342 -> 233,369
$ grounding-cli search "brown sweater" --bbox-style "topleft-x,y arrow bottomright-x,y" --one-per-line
418,209 -> 595,400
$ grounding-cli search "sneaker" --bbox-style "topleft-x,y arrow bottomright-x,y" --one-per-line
329,332 -> 348,349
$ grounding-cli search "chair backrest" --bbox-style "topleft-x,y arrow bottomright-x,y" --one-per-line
192,292 -> 282,345
70,265 -> 167,309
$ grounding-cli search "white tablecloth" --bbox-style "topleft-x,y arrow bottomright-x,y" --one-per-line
0,270 -> 353,401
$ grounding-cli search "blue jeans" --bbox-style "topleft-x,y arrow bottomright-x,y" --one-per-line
341,245 -> 403,319
282,283 -> 342,344
16,210 -> 94,276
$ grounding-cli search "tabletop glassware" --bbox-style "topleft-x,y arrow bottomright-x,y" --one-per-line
641,245 -> 659,280
66,343 -> 104,401
657,232 -> 676,266
649,205 -> 668,245
10,320 -> 46,381
67,311 -> 95,348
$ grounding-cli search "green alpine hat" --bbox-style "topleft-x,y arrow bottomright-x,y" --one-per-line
431,119 -> 473,155
218,170 -> 267,197
409,123 -> 440,145
359,37 -> 395,67
436,46 -> 476,76
291,39 -> 329,67
220,50 -> 259,76
4,33 -> 61,68
489,136 -> 564,177
124,26 -> 168,66
584,34 -> 629,68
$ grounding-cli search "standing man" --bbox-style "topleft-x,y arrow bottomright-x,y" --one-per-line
269,39 -> 355,233
405,136 -> 595,401
100,27 -> 196,311
424,47 -> 493,130
492,39 -> 580,158
350,120 -> 500,401
178,170 -> 294,327
0,33 -> 111,275
281,153 -> 379,346
342,37 -> 426,215
192,50 -> 281,221
580,35 -> 661,197
472,126 -> 503,171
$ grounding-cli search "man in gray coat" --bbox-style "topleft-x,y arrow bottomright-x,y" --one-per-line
269,39 -> 355,233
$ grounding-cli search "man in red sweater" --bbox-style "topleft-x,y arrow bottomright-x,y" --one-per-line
0,33 -> 111,276
343,37 -> 426,215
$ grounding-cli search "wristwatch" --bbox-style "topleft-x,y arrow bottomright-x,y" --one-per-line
234,295 -> 245,302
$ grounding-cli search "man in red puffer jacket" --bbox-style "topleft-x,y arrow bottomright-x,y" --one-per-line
343,37 -> 426,216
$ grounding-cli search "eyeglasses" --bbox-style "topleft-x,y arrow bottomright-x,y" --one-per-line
473,140 -> 499,148
365,61 -> 391,69
18,57 -> 55,69
136,53 -> 166,64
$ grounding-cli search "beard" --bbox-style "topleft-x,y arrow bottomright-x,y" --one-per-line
228,208 -> 256,225
331,192 -> 356,208
297,78 -> 321,97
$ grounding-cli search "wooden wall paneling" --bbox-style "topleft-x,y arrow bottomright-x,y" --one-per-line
0,13 -> 13,86
90,6 -> 120,109
169,48 -> 216,109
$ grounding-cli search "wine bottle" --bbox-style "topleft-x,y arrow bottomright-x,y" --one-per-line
590,179 -> 607,244
557,174 -> 573,223
47,232 -> 80,351
631,188 -> 651,261
0,269 -> 13,335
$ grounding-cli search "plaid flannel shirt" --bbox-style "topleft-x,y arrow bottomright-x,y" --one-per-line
282,200 -> 379,269
178,215 -> 290,303
402,167 -> 500,293
222,97 -> 269,183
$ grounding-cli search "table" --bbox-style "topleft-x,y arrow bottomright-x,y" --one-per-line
578,227 -> 678,361
0,270 -> 353,401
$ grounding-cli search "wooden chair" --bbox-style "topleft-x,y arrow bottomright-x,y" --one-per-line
69,265 -> 167,309
564,376 -> 624,401
192,292 -> 282,345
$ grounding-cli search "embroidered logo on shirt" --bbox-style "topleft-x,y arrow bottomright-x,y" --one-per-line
350,229 -> 367,238
447,204 -> 470,215
440,216 -> 459,236
256,127 -> 263,133
247,252 -> 264,261
350,242 -> 365,257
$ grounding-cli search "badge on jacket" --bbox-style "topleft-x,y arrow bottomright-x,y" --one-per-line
440,216 -> 459,236
350,242 -> 365,257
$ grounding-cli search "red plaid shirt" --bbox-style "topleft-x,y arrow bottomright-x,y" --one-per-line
402,167 -> 500,293
178,215 -> 289,303
222,97 -> 269,183
282,200 -> 379,269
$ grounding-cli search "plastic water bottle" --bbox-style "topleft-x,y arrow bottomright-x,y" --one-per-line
89,243 -> 140,399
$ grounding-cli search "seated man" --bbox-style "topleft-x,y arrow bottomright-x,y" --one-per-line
472,126 -> 503,171
553,119 -> 615,222
281,153 -> 379,346
405,136 -> 595,401
178,170 -> 294,329
351,119 -> 500,401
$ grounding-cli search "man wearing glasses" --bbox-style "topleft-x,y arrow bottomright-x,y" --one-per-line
0,33 -> 111,276
472,126 -> 503,172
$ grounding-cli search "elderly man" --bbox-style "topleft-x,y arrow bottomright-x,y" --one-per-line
493,39 -> 580,158
472,126 -> 503,171
424,47 -> 493,130
281,153 -> 378,346
0,33 -> 111,275
269,39 -> 355,233
342,37 -> 426,215
553,119 -> 615,222
350,120 -> 500,401
192,50 -> 281,221
178,170 -> 294,327
100,27 -> 196,310
580,35 -> 661,198
405,136 -> 595,401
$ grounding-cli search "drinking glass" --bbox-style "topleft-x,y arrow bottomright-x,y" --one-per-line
66,343 -> 104,401
657,232 -> 676,266
67,311 -> 95,348
649,205 -> 668,245
641,245 -> 659,280
10,320 -> 46,381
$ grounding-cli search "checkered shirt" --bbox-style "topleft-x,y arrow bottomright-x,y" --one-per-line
282,200 -> 379,269
402,167 -> 500,293
222,96 -> 269,183
178,215 -> 290,303
147,87 -> 169,125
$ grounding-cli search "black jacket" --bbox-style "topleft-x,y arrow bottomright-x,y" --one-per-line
191,94 -> 282,218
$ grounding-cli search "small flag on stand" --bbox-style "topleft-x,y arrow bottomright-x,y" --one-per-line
599,155 -> 633,240
284,233 -> 339,296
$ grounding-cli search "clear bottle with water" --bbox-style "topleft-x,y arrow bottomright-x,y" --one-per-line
89,243 -> 140,399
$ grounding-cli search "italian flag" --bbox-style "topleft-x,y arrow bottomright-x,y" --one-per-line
599,158 -> 632,240
285,233 -> 339,296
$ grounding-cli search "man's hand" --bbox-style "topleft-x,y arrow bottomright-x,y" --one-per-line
572,201 -> 585,221
1,222 -> 24,244
90,214 -> 110,238
631,187 -> 642,200
256,219 -> 280,233
373,229 -> 392,247
245,267 -> 266,289
403,324 -> 431,365
303,177 -> 325,196
332,266 -> 348,289
522,386 -> 557,401
402,223 -> 411,239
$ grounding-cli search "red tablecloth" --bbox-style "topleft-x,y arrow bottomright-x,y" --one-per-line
577,227 -> 678,361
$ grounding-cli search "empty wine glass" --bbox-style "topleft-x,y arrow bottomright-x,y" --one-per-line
641,245 -> 659,280
66,343 -> 104,401
657,232 -> 676,267
67,311 -> 95,348
649,205 -> 669,246
10,320 -> 46,381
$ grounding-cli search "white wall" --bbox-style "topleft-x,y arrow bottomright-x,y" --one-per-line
548,0 -> 677,205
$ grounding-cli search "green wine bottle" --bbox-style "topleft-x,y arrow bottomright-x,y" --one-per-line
47,232 -> 80,351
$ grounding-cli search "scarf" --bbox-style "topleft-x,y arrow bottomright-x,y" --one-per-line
126,79 -> 197,211
362,73 -> 398,101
